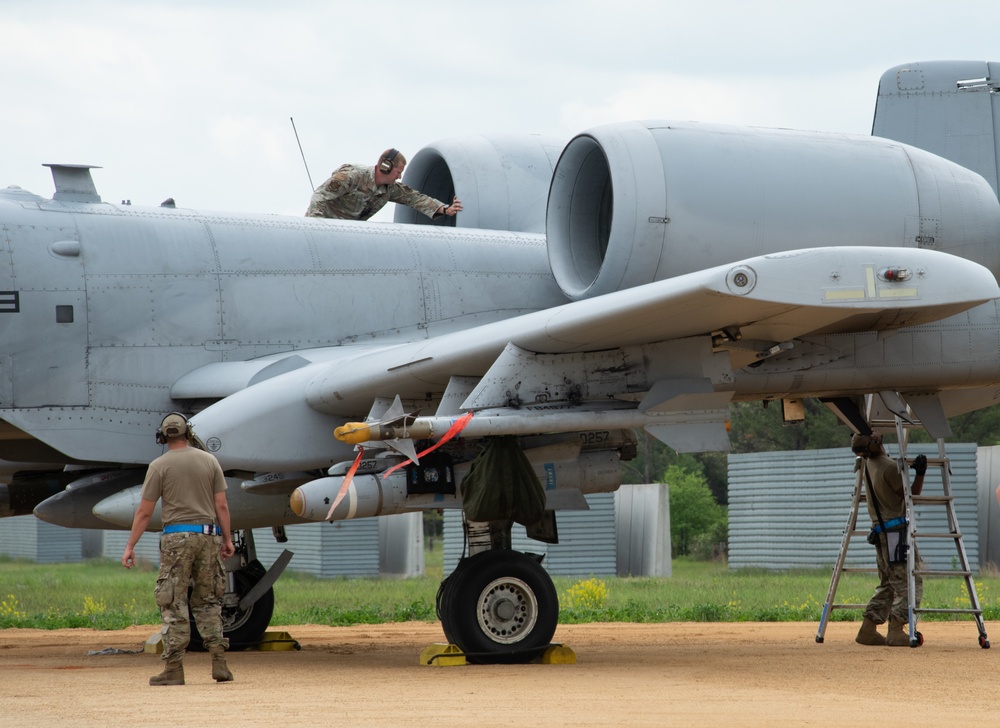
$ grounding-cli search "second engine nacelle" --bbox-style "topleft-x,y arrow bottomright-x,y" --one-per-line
546,120 -> 1000,300
396,133 -> 564,233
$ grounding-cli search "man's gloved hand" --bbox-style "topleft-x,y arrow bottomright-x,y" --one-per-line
913,454 -> 927,476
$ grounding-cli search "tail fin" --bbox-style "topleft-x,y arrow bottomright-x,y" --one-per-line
873,61 -> 1000,199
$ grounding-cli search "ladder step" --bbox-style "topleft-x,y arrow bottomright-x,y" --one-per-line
855,494 -> 952,503
867,417 -> 913,428
916,569 -> 974,577
913,532 -> 961,539
915,607 -> 983,616
830,603 -> 869,610
913,495 -> 953,505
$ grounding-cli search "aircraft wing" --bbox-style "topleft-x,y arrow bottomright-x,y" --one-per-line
186,245 -> 997,470
300,245 -> 998,414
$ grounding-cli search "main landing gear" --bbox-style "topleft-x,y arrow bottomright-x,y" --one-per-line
436,521 -> 560,664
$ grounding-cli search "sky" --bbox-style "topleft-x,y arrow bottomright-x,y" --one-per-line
2,0 -> 998,220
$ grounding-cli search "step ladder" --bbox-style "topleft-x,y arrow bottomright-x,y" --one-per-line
815,397 -> 989,648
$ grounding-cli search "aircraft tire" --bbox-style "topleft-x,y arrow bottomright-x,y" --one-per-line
446,549 -> 558,664
437,555 -> 482,645
436,558 -> 467,645
189,560 -> 275,652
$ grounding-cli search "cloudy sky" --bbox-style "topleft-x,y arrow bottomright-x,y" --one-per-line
3,1 -> 997,220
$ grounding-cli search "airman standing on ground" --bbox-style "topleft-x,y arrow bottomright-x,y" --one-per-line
122,412 -> 235,685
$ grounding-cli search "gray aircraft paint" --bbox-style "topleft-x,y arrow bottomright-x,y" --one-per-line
0,60 -> 997,536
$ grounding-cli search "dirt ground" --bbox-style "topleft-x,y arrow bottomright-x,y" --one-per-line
1,620 -> 996,727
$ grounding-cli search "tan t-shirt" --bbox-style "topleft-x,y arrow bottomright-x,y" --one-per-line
140,446 -> 227,526
863,454 -> 905,523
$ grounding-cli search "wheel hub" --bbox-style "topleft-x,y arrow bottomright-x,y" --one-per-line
477,577 -> 538,645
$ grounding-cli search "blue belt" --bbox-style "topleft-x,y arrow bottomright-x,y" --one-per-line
163,524 -> 220,535
871,517 -> 907,534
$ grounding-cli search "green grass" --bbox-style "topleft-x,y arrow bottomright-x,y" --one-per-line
2,555 -> 998,630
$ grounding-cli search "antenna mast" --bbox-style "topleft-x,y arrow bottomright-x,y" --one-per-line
290,117 -> 316,193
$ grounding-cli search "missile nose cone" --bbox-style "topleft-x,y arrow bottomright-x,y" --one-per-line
92,489 -> 142,528
335,422 -> 371,445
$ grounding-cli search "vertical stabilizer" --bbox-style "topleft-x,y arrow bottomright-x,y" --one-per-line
873,61 -> 1000,199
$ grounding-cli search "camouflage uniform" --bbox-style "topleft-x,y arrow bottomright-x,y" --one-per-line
143,447 -> 229,662
155,532 -> 227,660
862,453 -> 923,624
304,163 -> 444,221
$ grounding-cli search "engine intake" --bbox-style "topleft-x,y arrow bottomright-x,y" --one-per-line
396,134 -> 563,233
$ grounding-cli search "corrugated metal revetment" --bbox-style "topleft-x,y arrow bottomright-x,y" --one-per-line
102,514 -> 424,579
728,444 -> 979,571
250,519 -> 381,578
103,528 -> 161,565
545,494 -> 617,576
102,522 -> 381,576
439,484 -> 671,578
0,515 -> 82,563
443,493 -> 618,577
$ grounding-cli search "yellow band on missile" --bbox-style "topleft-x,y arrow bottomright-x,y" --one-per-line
335,423 -> 373,444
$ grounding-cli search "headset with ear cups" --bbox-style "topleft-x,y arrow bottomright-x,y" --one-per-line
851,432 -> 882,456
155,412 -> 190,444
378,148 -> 399,174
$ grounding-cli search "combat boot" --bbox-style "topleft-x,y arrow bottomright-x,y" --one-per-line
854,616 -> 886,646
210,646 -> 233,682
149,659 -> 185,686
886,617 -> 912,647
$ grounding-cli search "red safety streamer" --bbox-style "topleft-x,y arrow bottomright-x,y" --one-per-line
380,411 -> 474,479
325,446 -> 364,521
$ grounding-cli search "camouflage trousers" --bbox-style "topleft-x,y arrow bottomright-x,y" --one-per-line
864,533 -> 923,624
155,532 -> 228,661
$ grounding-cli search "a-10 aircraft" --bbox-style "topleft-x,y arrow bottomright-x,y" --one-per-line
2,60 -> 1000,663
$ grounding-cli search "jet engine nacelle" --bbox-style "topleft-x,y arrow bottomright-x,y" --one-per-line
546,120 -> 1000,301
396,133 -> 564,233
